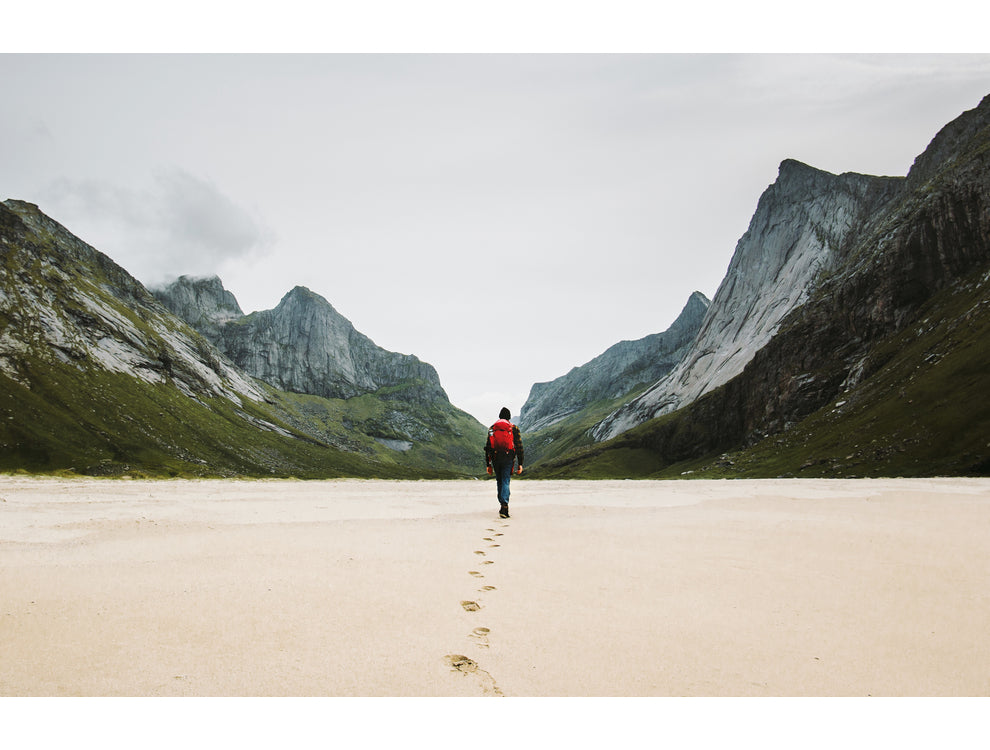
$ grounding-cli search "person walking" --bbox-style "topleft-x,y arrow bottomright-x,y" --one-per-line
485,407 -> 523,518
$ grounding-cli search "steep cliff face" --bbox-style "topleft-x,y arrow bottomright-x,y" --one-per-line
593,159 -> 904,441
519,291 -> 710,432
540,93 -> 990,477
0,199 -> 342,476
0,200 -> 263,405
156,278 -> 448,406
224,287 -> 445,403
749,92 -> 990,439
153,275 -> 243,340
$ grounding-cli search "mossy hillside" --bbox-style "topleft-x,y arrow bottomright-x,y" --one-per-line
528,404 -> 684,479
531,105 -> 990,482
269,384 -> 484,477
684,268 -> 990,478
0,350 -> 410,478
534,266 -> 990,479
2,200 -> 485,478
521,387 -> 652,470
0,341 -> 484,478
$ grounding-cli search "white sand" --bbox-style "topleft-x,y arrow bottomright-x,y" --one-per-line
1,476 -> 989,697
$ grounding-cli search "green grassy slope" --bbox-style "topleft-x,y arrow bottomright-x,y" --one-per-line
0,366 -> 484,479
0,359 -> 396,478
518,388 -> 651,468
1,199 -> 485,479
532,268 -> 990,479
268,386 -> 485,477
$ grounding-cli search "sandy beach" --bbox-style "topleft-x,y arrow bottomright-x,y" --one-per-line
1,476 -> 989,698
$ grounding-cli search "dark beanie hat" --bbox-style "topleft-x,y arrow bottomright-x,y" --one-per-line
499,407 -> 511,420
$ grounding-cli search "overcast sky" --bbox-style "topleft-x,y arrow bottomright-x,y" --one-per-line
3,50 -> 990,424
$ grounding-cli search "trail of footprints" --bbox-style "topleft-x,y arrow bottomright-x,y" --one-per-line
445,519 -> 508,697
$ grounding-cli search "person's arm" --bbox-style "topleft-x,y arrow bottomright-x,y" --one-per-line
484,431 -> 494,472
513,425 -> 524,472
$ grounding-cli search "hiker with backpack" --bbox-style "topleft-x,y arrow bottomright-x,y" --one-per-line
485,407 -> 524,519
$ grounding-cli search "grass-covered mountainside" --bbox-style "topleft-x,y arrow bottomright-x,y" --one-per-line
517,291 -> 710,467
518,390 -> 649,469
0,200 -> 483,478
0,365 -> 482,478
530,94 -> 990,479
534,267 -> 990,478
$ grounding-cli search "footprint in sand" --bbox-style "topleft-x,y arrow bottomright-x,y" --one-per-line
468,626 -> 491,648
445,654 -> 503,696
481,560 -> 494,565
446,654 -> 479,672
483,537 -> 493,542
479,585 -> 496,591
474,550 -> 486,556
461,600 -> 481,612
469,571 -> 484,578
488,544 -> 500,548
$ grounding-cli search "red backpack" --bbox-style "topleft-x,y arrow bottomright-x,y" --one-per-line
490,419 -> 515,453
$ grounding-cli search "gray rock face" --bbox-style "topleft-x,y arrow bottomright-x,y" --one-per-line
579,93 -> 990,469
0,200 -> 264,405
593,159 -> 903,441
519,291 -> 710,432
154,275 -> 243,340
155,279 -> 448,404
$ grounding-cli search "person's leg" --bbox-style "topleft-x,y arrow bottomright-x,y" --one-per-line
496,460 -> 512,516
497,462 -> 512,503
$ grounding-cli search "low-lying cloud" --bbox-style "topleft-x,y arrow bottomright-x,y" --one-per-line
40,169 -> 273,285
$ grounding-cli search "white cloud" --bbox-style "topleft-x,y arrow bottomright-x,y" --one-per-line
39,169 -> 273,286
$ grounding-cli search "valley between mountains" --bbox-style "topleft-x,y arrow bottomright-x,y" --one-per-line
2,93 -> 990,479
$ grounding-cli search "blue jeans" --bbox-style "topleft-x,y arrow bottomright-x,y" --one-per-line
494,461 -> 513,505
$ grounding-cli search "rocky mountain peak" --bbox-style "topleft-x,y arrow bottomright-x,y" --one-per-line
156,276 -> 448,405
532,93 -> 990,478
683,290 -> 711,316
1,200 -> 482,477
155,275 -> 243,339
274,286 -> 345,321
776,158 -> 828,182
3,199 -> 152,306
281,285 -> 320,304
519,291 -> 710,433
906,93 -> 990,189
0,200 -> 264,406
592,156 -> 904,442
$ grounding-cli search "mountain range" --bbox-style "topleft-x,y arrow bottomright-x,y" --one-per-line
526,93 -> 990,478
3,93 -> 989,478
0,202 -> 481,477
